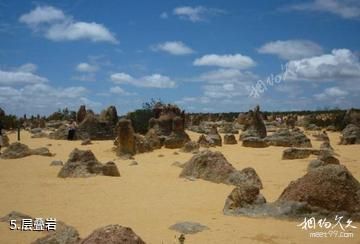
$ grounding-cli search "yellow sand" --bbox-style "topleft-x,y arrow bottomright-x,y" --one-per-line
0,130 -> 359,244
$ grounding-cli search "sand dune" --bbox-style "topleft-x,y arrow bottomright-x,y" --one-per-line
0,130 -> 359,244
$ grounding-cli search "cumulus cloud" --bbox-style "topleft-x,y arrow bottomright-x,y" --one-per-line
109,86 -> 135,96
283,49 -> 360,82
16,63 -> 38,73
46,21 -> 118,43
286,0 -> 360,19
19,5 -> 118,43
199,68 -> 258,84
111,73 -> 176,88
152,41 -> 194,55
193,54 -> 256,69
173,6 -> 225,22
314,86 -> 349,100
0,83 -> 101,115
76,62 -> 98,73
0,64 -> 48,86
19,6 -> 65,26
258,40 -> 323,60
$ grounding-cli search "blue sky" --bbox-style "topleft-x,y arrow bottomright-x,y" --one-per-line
0,0 -> 360,116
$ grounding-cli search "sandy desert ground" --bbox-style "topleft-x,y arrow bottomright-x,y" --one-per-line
0,130 -> 359,244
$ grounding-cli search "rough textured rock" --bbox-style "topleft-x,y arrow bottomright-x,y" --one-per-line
81,224 -> 145,244
276,164 -> 360,220
339,124 -> 360,145
51,160 -> 64,166
218,122 -> 238,134
48,124 -> 69,140
241,105 -> 267,139
164,116 -> 190,149
197,135 -> 216,148
58,149 -> 119,178
76,105 -> 87,123
180,150 -> 262,188
32,221 -> 80,244
116,119 -> 136,156
102,161 -> 121,177
31,132 -> 49,139
180,141 -> 200,153
282,148 -> 319,160
169,222 -> 209,234
264,128 -> 312,148
225,165 -> 360,221
144,128 -> 162,150
242,137 -> 268,148
223,185 -> 266,215
134,134 -> 153,154
2,134 -> 10,147
320,141 -> 334,151
0,211 -> 32,222
307,159 -> 326,171
313,131 -> 330,142
77,113 -> 116,140
223,134 -> 237,145
81,138 -> 92,145
318,150 -> 340,165
99,106 -> 118,125
1,142 -> 53,159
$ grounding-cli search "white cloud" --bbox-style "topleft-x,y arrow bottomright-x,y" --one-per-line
199,68 -> 258,84
202,83 -> 249,98
111,72 -> 134,83
20,6 -> 118,44
193,54 -> 256,69
72,74 -> 96,82
0,83 -> 101,115
111,73 -> 176,88
0,68 -> 47,86
76,62 -> 98,73
286,0 -> 360,19
284,49 -> 360,82
152,41 -> 194,55
173,6 -> 225,22
314,86 -> 349,100
16,63 -> 38,73
46,21 -> 118,43
109,86 -> 135,96
19,6 -> 65,26
258,40 -> 323,60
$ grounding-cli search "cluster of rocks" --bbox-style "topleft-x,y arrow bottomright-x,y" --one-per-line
179,150 -> 262,189
1,211 -> 145,244
0,142 -> 53,159
58,148 -> 120,178
188,120 -> 238,135
239,105 -> 267,140
197,125 -> 222,147
49,105 -> 119,140
282,147 -> 319,160
223,164 -> 360,221
339,124 -> 360,145
145,104 -> 190,149
180,141 -> 200,153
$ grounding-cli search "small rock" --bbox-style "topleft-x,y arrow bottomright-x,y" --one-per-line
81,138 -> 92,145
169,221 -> 209,234
102,161 -> 120,177
172,161 -> 185,168
50,160 -> 64,166
129,161 -> 138,166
